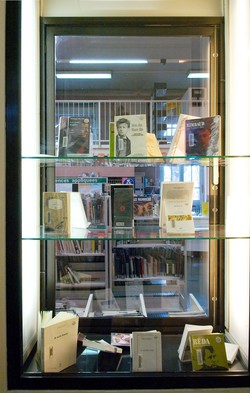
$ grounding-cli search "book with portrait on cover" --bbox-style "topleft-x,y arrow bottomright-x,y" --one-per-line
189,333 -> 228,371
114,114 -> 147,157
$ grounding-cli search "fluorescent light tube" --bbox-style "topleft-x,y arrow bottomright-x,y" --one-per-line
69,59 -> 148,64
187,71 -> 209,79
56,72 -> 112,79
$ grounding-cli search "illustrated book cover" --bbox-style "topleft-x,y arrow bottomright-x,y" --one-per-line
178,323 -> 213,362
38,311 -> 79,372
111,184 -> 134,227
114,114 -> 147,157
131,331 -> 162,372
185,115 -> 221,156
134,196 -> 154,217
159,181 -> 195,235
189,333 -> 228,371
58,116 -> 91,156
43,192 -> 70,235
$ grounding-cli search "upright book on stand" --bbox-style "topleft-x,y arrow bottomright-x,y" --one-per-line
178,323 -> 213,362
111,184 -> 134,227
37,311 -> 79,372
114,114 -> 147,157
159,182 -> 195,235
185,115 -> 221,156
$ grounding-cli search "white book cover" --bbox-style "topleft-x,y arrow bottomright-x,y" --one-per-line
39,311 -> 79,372
168,114 -> 198,158
159,181 -> 195,235
114,114 -> 147,157
178,323 -> 213,362
132,331 -> 162,372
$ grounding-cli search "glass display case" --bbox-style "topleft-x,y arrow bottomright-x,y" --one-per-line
5,7 -> 250,389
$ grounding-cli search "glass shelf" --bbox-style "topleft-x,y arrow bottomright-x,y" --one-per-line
21,224 -> 250,241
21,154 -> 250,167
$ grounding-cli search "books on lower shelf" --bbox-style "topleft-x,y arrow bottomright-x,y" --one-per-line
189,333 -> 228,371
131,330 -> 162,372
37,311 -> 79,372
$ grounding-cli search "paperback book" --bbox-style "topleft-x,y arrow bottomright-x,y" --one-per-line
111,184 -> 134,227
168,113 -> 198,158
178,323 -> 213,362
189,333 -> 228,371
43,192 -> 71,236
131,331 -> 162,372
185,115 -> 221,156
38,311 -> 79,372
114,114 -> 147,157
159,182 -> 195,235
57,116 -> 91,156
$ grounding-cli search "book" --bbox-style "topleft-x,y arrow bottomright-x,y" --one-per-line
189,333 -> 228,371
168,113 -> 198,158
43,192 -> 70,235
111,184 -> 134,227
79,335 -> 123,354
225,342 -> 239,364
111,332 -> 131,347
159,181 -> 195,235
185,115 -> 221,156
109,121 -> 115,157
131,331 -> 162,372
114,114 -> 147,157
178,324 -> 213,362
134,196 -> 154,217
57,116 -> 69,157
57,116 -> 91,156
38,311 -> 79,372
146,132 -> 163,159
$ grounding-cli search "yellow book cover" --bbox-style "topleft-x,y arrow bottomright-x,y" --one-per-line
189,333 -> 228,371
43,192 -> 70,235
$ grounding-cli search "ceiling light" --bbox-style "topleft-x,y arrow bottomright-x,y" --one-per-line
56,72 -> 112,79
187,71 -> 209,79
69,59 -> 148,64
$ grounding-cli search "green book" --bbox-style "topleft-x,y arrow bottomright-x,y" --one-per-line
109,122 -> 115,157
189,333 -> 228,371
111,184 -> 134,227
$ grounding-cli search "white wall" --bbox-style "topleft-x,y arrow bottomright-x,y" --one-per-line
2,0 -> 250,392
224,0 -> 250,362
41,0 -> 223,17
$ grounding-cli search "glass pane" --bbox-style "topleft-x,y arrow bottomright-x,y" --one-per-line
51,33 -> 211,321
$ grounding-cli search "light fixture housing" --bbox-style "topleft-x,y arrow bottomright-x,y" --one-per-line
56,71 -> 112,79
187,71 -> 209,79
69,59 -> 148,64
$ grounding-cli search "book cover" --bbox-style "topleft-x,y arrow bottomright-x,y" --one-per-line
131,331 -> 162,372
111,184 -> 134,227
109,121 -> 115,157
185,115 -> 221,156
134,196 -> 154,217
43,192 -> 70,235
39,311 -> 79,372
189,333 -> 228,371
67,116 -> 91,156
57,116 -> 69,157
168,114 -> 198,158
114,114 -> 147,157
159,182 -> 195,235
178,324 -> 213,362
